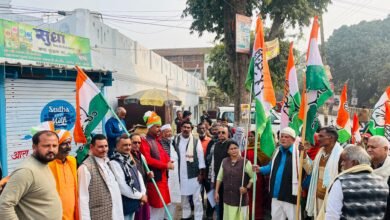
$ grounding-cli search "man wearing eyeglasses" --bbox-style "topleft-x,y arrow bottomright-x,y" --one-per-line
48,129 -> 79,220
110,134 -> 147,220
367,135 -> 390,218
209,125 -> 230,219
130,133 -> 152,220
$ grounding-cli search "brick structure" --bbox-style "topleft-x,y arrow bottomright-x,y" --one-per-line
154,47 -> 212,80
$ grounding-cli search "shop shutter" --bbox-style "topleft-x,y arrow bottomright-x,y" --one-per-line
5,78 -> 103,172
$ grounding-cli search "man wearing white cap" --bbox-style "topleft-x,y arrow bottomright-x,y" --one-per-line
160,124 -> 173,156
160,124 -> 181,218
253,127 -> 300,220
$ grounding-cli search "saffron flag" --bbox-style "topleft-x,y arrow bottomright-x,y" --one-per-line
352,113 -> 361,144
303,16 -> 333,144
368,87 -> 390,136
336,84 -> 351,143
384,101 -> 390,141
245,17 -> 276,157
74,66 -> 110,162
281,42 -> 302,135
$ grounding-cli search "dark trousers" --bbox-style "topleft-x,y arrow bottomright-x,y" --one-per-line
216,183 -> 224,220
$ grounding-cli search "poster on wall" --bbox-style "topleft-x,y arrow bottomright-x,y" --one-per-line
11,100 -> 76,162
0,19 -> 92,68
40,100 -> 76,130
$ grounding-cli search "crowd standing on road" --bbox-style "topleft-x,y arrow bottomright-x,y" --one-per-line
1,108 -> 390,220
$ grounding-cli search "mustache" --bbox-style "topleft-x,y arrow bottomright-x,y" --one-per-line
46,152 -> 55,156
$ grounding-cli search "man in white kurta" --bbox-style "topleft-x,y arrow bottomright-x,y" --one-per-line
174,121 -> 206,220
78,134 -> 124,220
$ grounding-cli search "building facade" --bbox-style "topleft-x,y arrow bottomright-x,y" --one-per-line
0,7 -> 207,175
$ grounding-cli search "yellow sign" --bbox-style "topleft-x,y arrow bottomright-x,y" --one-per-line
265,38 -> 280,60
241,104 -> 250,120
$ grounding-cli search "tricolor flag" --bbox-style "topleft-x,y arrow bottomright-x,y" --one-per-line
74,66 -> 110,162
245,17 -> 276,157
303,16 -> 333,144
368,87 -> 390,136
281,42 -> 302,135
336,84 -> 351,143
351,113 -> 361,144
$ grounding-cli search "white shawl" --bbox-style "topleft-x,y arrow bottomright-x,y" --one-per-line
373,156 -> 390,183
306,142 -> 343,217
270,143 -> 300,196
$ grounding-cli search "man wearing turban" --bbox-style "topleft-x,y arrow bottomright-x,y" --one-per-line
139,111 -> 174,219
48,130 -> 79,220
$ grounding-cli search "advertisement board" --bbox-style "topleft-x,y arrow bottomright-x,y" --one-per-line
0,19 -> 91,68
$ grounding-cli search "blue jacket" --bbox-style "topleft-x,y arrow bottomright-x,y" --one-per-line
105,117 -> 126,149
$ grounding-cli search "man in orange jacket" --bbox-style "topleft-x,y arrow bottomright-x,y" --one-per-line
48,130 -> 79,220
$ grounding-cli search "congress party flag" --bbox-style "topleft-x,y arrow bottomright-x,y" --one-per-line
336,84 -> 351,143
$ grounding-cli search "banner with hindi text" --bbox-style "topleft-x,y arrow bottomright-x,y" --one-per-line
0,19 -> 91,68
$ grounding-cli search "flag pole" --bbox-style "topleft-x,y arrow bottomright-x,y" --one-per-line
109,107 -> 173,220
296,91 -> 308,220
252,112 -> 258,220
238,83 -> 253,216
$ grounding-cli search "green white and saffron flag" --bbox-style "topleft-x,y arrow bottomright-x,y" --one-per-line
336,84 -> 351,143
74,66 -> 110,163
304,16 -> 333,144
245,17 -> 276,158
368,87 -> 390,136
281,42 -> 302,135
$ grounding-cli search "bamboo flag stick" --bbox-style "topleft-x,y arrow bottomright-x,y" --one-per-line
109,107 -> 173,220
252,114 -> 259,220
239,84 -> 253,215
295,91 -> 309,220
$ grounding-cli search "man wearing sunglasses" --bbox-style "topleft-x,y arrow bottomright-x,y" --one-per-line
209,125 -> 230,219
48,129 -> 79,220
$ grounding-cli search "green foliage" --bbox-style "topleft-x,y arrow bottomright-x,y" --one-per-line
325,17 -> 390,106
207,44 -> 234,96
183,0 -> 331,40
183,0 -> 259,39
260,0 -> 331,38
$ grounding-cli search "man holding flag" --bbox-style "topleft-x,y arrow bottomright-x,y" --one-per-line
297,16 -> 338,218
140,111 -> 174,219
253,127 -> 300,220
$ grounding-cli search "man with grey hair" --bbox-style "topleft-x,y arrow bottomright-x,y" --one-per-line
367,136 -> 390,178
105,106 -> 127,157
367,135 -> 390,218
324,144 -> 388,219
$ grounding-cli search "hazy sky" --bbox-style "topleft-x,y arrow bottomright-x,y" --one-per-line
10,0 -> 390,51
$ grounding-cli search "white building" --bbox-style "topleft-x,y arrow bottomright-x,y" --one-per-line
0,6 -> 207,175
45,9 -> 207,113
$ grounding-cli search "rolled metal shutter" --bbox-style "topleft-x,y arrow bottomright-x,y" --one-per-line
5,78 -> 103,172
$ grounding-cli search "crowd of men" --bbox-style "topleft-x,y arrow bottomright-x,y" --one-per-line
0,107 -> 389,220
